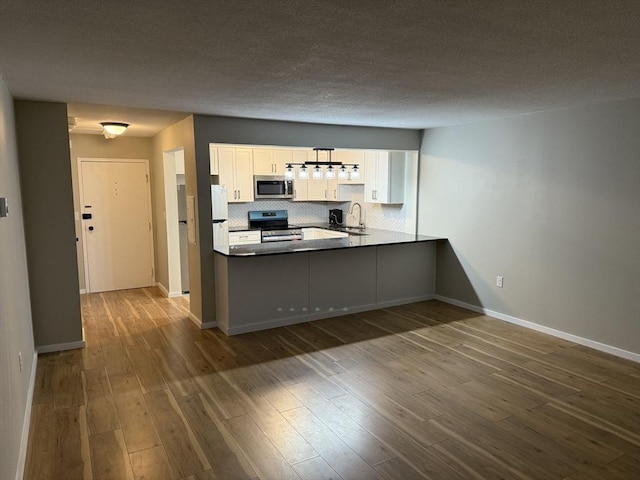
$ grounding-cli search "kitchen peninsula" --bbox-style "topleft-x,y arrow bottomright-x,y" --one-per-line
213,227 -> 443,335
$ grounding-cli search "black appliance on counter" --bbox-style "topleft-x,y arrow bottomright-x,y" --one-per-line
329,209 -> 343,225
248,210 -> 302,242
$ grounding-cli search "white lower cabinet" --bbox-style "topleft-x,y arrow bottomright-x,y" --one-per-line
228,230 -> 261,246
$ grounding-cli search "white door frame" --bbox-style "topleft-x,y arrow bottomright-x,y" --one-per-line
77,157 -> 155,293
163,148 -> 184,297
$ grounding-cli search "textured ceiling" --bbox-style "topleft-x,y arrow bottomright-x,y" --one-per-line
1,0 -> 638,134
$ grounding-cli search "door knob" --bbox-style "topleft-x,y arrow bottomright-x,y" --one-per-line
88,226 -> 94,231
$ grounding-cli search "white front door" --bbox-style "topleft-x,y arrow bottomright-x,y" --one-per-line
79,159 -> 155,293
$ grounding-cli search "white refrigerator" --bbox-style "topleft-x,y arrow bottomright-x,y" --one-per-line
211,185 -> 229,248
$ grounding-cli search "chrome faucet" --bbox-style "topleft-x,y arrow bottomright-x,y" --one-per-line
349,202 -> 365,228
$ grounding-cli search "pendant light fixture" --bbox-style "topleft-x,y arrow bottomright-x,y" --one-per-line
312,147 -> 323,179
286,147 -> 360,181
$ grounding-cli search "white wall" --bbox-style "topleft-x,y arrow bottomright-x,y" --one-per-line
0,78 -> 36,480
419,98 -> 640,356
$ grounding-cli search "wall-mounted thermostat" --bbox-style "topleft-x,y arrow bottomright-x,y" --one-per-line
0,197 -> 8,217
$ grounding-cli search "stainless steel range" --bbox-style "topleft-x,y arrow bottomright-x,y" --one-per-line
248,210 -> 302,243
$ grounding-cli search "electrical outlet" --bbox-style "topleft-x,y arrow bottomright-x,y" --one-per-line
496,275 -> 503,288
18,351 -> 23,372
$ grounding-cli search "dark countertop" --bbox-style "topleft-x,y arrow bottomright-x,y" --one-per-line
215,224 -> 445,257
228,226 -> 260,232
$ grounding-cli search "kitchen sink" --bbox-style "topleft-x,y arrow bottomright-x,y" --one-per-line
342,228 -> 368,236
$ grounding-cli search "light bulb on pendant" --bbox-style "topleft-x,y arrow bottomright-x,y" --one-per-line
299,165 -> 308,179
285,164 -> 294,179
338,165 -> 348,179
312,164 -> 323,179
326,164 -> 335,179
351,165 -> 360,179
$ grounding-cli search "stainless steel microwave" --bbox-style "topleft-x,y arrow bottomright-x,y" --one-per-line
254,176 -> 294,199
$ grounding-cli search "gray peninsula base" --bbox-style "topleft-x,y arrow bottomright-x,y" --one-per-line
214,242 -> 436,335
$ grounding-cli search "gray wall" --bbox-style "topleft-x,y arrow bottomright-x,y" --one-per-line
192,115 -> 420,325
418,98 -> 640,355
69,133 -> 154,291
0,79 -> 36,480
14,100 -> 83,349
193,115 -> 421,150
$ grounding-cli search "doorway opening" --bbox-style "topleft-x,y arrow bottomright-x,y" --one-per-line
163,148 -> 190,298
78,158 -> 155,293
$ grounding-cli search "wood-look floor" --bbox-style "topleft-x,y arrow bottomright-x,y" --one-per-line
24,288 -> 640,480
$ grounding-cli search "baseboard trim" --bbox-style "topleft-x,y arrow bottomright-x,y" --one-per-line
435,295 -> 640,363
16,351 -> 37,480
155,282 -> 169,297
187,312 -> 217,330
156,282 -> 183,298
37,339 -> 85,354
79,288 -> 87,294
377,294 -> 435,310
224,295 -> 435,336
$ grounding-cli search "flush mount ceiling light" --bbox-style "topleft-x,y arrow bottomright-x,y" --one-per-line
100,122 -> 129,139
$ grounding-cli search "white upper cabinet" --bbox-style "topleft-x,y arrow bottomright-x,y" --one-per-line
218,147 -> 254,202
291,150 -> 309,201
364,151 -> 405,204
334,149 -> 365,184
272,149 -> 292,175
253,148 -> 292,175
209,144 -> 219,175
253,149 -> 274,175
305,150 -> 340,202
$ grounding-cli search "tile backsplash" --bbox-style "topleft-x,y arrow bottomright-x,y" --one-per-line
228,199 -> 350,227
228,181 -> 417,234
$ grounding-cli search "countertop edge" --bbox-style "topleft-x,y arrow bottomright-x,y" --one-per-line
214,227 -> 447,257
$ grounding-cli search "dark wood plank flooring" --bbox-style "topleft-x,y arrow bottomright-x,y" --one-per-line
24,288 -> 640,479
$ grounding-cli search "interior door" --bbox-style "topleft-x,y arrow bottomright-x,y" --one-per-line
80,159 -> 154,293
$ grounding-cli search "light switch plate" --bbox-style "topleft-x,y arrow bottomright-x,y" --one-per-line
0,197 -> 8,217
